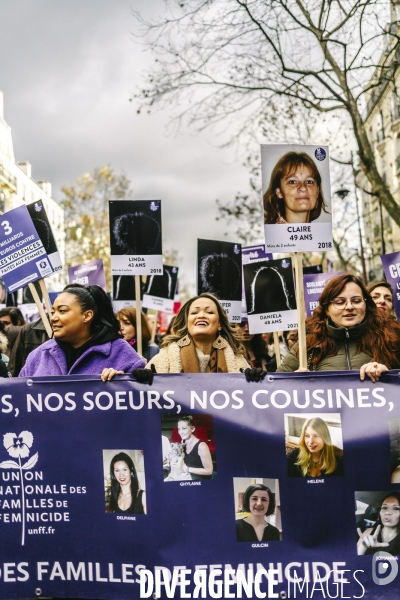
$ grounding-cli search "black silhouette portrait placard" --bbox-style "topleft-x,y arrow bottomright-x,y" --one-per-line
142,265 -> 179,313
243,257 -> 297,333
262,144 -> 333,253
109,200 -> 163,275
27,200 -> 62,273
197,239 -> 242,322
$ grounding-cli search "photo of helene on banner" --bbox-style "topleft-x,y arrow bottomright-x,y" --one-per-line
262,144 -> 333,253
243,257 -> 297,333
109,200 -> 163,275
197,239 -> 242,322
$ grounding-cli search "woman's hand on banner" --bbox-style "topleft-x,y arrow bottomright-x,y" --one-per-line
356,525 -> 389,554
241,367 -> 267,382
101,368 -> 124,381
360,362 -> 388,383
295,368 -> 310,372
132,364 -> 156,384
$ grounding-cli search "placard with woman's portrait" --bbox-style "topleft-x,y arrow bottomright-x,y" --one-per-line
261,144 -> 333,252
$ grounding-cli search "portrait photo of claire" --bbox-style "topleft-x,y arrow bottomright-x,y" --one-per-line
103,450 -> 146,514
233,478 -> 281,543
262,147 -> 331,225
356,491 -> 400,555
285,414 -> 344,478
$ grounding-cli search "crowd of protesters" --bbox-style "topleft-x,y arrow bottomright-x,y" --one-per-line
0,272 -> 395,386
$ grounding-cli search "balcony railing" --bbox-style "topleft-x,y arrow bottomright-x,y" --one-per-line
0,163 -> 17,191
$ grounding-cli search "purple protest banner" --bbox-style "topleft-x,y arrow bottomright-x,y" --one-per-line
303,272 -> 343,317
381,251 -> 400,319
68,259 -> 107,291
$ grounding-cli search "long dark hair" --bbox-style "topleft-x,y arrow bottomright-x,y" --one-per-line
161,293 -> 245,355
263,151 -> 329,224
373,492 -> 400,537
108,452 -> 139,513
63,284 -> 121,336
306,274 -> 400,368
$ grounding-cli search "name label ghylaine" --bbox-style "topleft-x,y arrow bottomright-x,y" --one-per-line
180,482 -> 201,486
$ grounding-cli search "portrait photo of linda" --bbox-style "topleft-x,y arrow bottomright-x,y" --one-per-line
262,146 -> 331,225
233,478 -> 282,543
285,413 -> 344,478
103,449 -> 146,514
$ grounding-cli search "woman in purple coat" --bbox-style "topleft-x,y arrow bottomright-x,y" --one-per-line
19,284 -> 145,379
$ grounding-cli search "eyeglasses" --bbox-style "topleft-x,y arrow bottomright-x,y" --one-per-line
330,296 -> 366,309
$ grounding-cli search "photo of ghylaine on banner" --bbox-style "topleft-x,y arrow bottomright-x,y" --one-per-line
103,449 -> 146,514
197,239 -> 242,322
109,200 -> 163,275
233,478 -> 282,543
243,257 -> 297,333
161,414 -> 216,482
261,144 -> 333,253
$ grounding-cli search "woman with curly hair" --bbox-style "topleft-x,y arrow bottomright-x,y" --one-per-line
107,452 -> 146,514
287,417 -> 343,478
263,151 -> 329,224
277,273 -> 400,381
146,293 -> 250,374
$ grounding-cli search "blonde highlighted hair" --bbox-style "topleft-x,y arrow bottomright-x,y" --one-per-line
295,417 -> 337,477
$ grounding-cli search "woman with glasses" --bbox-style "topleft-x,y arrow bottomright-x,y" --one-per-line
277,274 -> 400,381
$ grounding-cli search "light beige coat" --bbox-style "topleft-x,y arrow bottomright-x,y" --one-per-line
147,341 -> 250,373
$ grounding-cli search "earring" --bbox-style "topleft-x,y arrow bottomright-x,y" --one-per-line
213,329 -> 227,349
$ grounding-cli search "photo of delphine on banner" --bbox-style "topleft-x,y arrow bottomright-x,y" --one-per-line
261,144 -> 333,253
243,257 -> 297,333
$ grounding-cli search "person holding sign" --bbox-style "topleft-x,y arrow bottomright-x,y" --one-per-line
263,151 -> 329,224
116,307 -> 159,361
357,492 -> 400,555
107,452 -> 146,514
236,484 -> 280,542
145,294 -> 250,375
286,417 -> 343,478
277,274 -> 400,380
19,284 -> 145,378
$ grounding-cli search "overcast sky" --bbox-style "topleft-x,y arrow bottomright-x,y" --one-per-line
0,0 -> 254,293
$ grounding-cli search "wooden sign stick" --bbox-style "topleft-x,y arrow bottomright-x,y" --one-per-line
294,252 -> 307,370
38,278 -> 52,317
135,275 -> 143,356
273,331 -> 281,367
28,282 -> 52,338
151,311 -> 158,344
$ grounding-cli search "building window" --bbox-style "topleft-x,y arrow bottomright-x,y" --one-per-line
377,111 -> 385,142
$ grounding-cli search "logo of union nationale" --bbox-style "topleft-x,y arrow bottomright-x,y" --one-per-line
34,202 -> 43,212
0,431 -> 38,546
149,201 -> 159,212
233,245 -> 240,255
281,259 -> 290,268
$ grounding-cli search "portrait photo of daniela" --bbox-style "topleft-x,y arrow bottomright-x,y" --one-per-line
103,449 -> 146,514
262,145 -> 331,225
285,413 -> 344,478
233,478 -> 282,543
